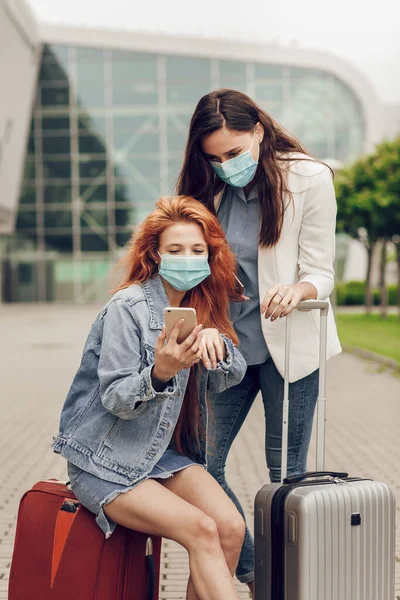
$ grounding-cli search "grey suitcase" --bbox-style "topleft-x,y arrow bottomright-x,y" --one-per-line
254,300 -> 396,600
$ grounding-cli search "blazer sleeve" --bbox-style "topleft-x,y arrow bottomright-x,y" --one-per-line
297,166 -> 337,300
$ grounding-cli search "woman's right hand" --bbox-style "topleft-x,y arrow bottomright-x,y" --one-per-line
152,320 -> 203,384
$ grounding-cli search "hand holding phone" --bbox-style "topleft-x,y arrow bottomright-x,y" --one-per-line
151,308 -> 202,386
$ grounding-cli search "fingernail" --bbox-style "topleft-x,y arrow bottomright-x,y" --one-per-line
271,316 -> 275,322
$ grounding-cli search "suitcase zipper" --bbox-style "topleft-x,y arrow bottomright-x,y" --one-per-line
270,477 -> 368,599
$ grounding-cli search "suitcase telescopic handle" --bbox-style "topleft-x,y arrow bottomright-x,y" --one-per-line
281,300 -> 329,483
283,470 -> 349,484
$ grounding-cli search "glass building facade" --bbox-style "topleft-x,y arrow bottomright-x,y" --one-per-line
5,43 -> 366,303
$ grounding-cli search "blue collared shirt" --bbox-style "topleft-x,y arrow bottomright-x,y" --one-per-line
218,185 -> 269,366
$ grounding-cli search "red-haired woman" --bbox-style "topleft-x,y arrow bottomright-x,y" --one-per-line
53,196 -> 247,600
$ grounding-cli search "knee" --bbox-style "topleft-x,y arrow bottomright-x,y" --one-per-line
187,514 -> 220,551
218,512 -> 246,556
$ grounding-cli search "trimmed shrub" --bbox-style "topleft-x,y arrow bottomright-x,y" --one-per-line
335,282 -> 398,306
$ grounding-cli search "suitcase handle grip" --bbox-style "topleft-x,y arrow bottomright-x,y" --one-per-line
296,300 -> 329,312
283,470 -> 349,484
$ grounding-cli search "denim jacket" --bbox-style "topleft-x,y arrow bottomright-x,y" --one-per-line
52,275 -> 246,486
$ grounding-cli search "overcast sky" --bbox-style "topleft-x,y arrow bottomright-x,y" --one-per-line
29,0 -> 400,104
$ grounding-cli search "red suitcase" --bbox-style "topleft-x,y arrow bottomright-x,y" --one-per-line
9,479 -> 161,600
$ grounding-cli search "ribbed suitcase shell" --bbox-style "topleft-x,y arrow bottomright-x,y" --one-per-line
254,301 -> 396,600
255,478 -> 396,600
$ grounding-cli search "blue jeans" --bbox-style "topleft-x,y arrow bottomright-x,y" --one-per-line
207,358 -> 319,584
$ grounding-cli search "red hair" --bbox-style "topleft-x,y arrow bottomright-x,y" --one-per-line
114,196 -> 240,454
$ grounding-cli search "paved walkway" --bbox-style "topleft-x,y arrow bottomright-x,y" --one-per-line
0,305 -> 399,599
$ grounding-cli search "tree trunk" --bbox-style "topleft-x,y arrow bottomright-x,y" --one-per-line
365,244 -> 374,314
379,240 -> 388,318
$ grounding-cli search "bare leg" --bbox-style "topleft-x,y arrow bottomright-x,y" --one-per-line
160,466 -> 246,598
104,477 -> 240,600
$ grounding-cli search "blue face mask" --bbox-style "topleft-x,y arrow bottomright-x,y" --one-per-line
209,130 -> 260,188
158,254 -> 211,292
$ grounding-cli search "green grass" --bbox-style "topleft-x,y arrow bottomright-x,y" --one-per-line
336,314 -> 400,364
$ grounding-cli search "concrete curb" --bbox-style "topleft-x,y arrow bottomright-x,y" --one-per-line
342,345 -> 400,373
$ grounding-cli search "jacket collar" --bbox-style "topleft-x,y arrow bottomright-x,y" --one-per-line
141,275 -> 170,330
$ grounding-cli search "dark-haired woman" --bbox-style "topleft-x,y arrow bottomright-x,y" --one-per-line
177,89 -> 342,594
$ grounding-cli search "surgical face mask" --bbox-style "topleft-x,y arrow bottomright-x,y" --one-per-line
158,253 -> 211,291
209,129 -> 260,188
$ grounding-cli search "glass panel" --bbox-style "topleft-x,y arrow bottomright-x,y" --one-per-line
77,58 -> 105,84
166,56 -> 211,104
79,159 -> 107,179
44,210 -> 73,228
81,234 -> 108,252
79,183 -> 108,204
255,81 -> 283,103
44,184 -> 71,204
112,115 -> 159,154
112,84 -> 158,106
168,158 -> 184,193
28,134 -> 35,154
79,134 -> 107,154
219,61 -> 247,91
42,136 -> 71,155
15,263 -> 38,302
112,51 -> 158,106
23,160 -> 35,183
116,231 -> 131,247
40,45 -> 70,81
43,159 -> 71,180
255,64 -> 284,79
53,259 -> 74,302
114,158 -> 160,199
42,115 -> 70,134
16,210 -> 37,230
45,234 -> 73,252
76,47 -> 105,61
80,208 -> 108,229
76,85 -> 106,108
42,45 -> 69,67
112,51 -> 158,81
20,185 -> 36,205
41,85 -> 70,107
115,207 -> 136,228
167,113 -> 190,154
78,114 -> 107,136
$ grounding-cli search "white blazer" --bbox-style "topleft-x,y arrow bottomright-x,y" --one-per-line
214,152 -> 342,383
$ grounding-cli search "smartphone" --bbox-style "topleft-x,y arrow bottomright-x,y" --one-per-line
164,307 -> 197,344
233,273 -> 245,294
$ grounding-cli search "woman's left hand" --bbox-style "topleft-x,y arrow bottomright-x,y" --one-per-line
198,328 -> 226,369
261,282 -> 316,321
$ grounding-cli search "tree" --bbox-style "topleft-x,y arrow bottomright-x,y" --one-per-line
335,136 -> 400,316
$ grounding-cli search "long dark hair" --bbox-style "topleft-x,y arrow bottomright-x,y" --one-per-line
176,88 -> 317,247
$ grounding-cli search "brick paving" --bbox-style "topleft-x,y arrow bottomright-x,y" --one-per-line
0,304 -> 399,599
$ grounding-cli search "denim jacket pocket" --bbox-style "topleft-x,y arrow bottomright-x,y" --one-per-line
68,388 -> 101,437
